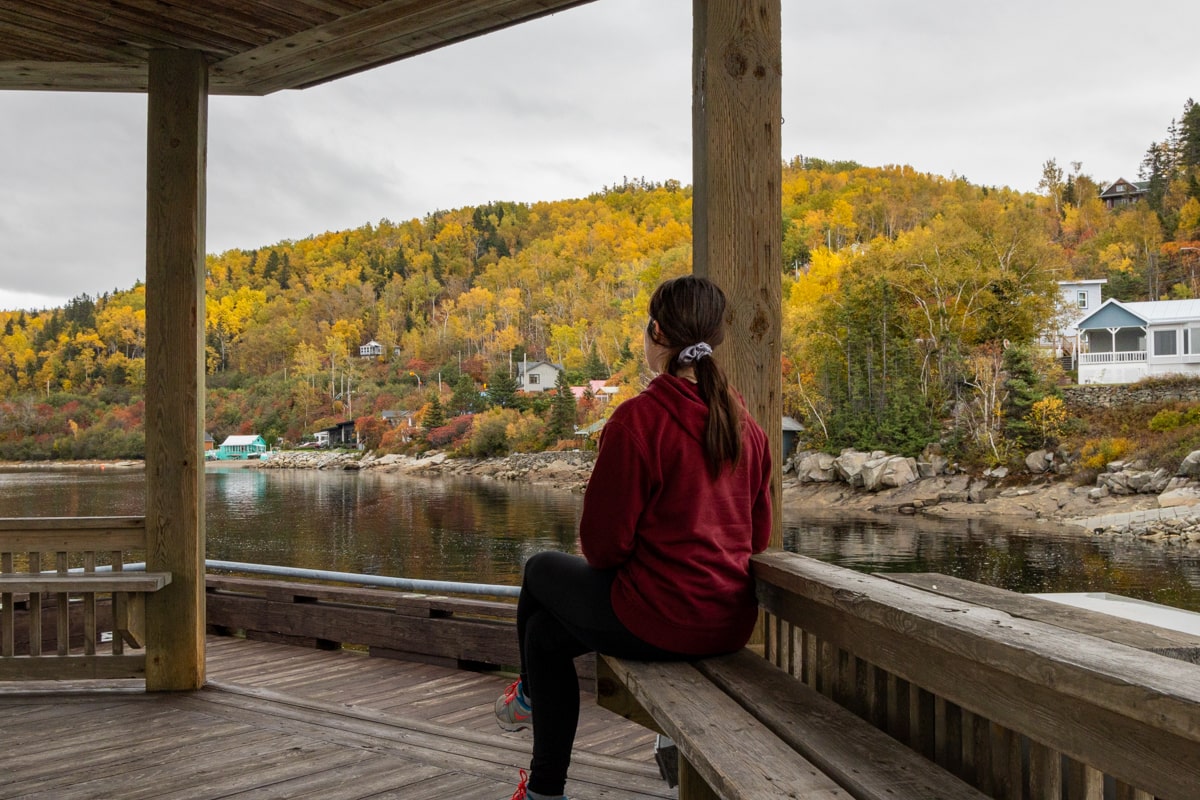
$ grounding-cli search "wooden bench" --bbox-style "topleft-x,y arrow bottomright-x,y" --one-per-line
599,551 -> 1200,799
598,648 -> 987,800
0,516 -> 172,681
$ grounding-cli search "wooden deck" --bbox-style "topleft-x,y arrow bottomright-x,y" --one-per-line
0,635 -> 671,800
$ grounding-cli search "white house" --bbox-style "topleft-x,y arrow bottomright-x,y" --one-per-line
1046,279 -> 1107,365
1076,298 -> 1200,384
516,360 -> 563,392
359,340 -> 383,358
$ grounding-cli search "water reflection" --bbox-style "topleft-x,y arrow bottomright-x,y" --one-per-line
203,468 -> 582,586
786,514 -> 1200,612
3,466 -> 1200,612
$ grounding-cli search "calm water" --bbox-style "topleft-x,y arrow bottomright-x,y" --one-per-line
5,465 -> 1200,611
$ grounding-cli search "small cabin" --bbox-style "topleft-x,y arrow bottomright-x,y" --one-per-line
216,434 -> 268,460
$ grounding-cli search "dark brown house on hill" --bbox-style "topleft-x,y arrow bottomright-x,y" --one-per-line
1099,177 -> 1150,208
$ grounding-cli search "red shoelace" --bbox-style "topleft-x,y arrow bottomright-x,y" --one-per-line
509,768 -> 529,800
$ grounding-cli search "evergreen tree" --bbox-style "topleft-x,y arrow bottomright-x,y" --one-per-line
1179,98 -> 1200,174
424,392 -> 446,431
263,250 -> 279,281
278,253 -> 291,289
485,367 -> 519,409
583,344 -> 606,380
1140,141 -> 1171,214
548,369 -> 577,440
450,374 -> 479,415
63,294 -> 96,332
388,247 -> 408,280
617,338 -> 634,366
1001,344 -> 1048,450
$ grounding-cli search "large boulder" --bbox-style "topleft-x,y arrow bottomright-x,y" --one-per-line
795,451 -> 837,483
833,450 -> 872,487
1025,449 -> 1054,474
1159,486 -> 1200,508
1098,466 -> 1173,495
1178,450 -> 1200,478
861,455 -> 919,492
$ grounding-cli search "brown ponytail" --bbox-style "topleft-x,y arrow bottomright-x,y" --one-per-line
648,276 -> 743,476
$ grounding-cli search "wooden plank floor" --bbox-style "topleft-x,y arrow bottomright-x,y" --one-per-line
0,636 -> 672,800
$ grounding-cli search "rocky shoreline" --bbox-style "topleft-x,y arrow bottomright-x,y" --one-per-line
13,447 -> 1200,546
251,447 -> 1200,546
253,448 -> 599,491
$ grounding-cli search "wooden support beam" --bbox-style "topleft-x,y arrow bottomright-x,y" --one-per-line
692,0 -> 783,547
144,48 -> 208,691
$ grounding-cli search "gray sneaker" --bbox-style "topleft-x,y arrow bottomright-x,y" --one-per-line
495,678 -> 532,732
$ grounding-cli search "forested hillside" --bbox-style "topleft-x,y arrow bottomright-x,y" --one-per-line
2,99 -> 1198,464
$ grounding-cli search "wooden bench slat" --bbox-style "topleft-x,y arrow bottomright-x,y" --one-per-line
598,654 -> 846,800
696,650 -> 988,800
0,573 -> 171,594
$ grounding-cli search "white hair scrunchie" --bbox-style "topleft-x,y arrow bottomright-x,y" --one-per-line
677,342 -> 713,365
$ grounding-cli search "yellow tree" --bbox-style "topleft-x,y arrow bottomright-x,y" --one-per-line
96,303 -> 146,358
206,286 -> 267,371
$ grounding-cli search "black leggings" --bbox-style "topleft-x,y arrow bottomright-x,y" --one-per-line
516,550 -> 685,797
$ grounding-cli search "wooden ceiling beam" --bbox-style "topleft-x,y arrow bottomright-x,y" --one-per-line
0,0 -> 599,94
0,61 -> 149,93
215,0 -> 594,95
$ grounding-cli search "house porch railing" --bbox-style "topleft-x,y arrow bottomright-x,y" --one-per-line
1079,351 -> 1147,365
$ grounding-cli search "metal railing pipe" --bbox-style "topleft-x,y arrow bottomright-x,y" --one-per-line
205,559 -> 520,598
77,559 -> 521,599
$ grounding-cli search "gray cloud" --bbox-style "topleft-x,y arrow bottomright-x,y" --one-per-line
0,0 -> 1196,310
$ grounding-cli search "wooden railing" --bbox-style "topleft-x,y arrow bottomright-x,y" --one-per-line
0,516 -> 171,681
205,575 -> 523,671
1079,351 -> 1147,364
753,551 -> 1200,800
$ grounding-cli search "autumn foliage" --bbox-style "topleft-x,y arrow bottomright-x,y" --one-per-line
2,102 -> 1200,466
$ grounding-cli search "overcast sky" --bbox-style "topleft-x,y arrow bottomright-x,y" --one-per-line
0,0 -> 1196,312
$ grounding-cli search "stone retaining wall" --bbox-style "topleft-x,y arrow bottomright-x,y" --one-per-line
1062,382 -> 1200,409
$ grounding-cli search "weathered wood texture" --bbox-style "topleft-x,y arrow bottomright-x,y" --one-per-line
203,574 -> 606,686
696,650 -> 988,799
754,551 -> 1200,800
0,516 -> 168,681
598,648 -> 986,800
692,0 -> 783,547
0,635 -> 668,800
886,572 -> 1200,663
0,1 -> 600,94
598,654 -> 846,800
206,575 -> 521,670
144,49 -> 208,692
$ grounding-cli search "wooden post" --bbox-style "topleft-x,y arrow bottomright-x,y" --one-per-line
692,0 -> 783,547
144,49 -> 208,691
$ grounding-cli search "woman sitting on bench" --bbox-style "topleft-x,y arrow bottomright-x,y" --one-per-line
496,275 -> 774,800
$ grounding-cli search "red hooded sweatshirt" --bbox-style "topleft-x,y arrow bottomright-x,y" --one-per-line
579,373 -> 773,655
